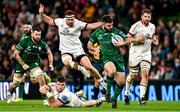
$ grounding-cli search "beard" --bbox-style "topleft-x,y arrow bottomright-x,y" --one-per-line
104,27 -> 112,32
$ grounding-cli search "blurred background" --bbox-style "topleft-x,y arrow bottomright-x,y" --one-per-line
0,0 -> 179,101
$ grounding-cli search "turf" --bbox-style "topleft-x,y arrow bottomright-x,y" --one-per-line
0,100 -> 179,112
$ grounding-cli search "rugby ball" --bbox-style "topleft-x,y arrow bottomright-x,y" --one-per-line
111,34 -> 124,46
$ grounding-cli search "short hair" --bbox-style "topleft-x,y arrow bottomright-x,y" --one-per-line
65,10 -> 74,16
23,22 -> 31,25
141,9 -> 152,15
56,76 -> 66,83
32,26 -> 41,32
101,15 -> 113,23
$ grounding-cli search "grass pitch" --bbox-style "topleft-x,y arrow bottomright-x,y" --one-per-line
0,100 -> 179,112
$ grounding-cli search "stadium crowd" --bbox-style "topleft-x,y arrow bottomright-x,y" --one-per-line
0,0 -> 179,82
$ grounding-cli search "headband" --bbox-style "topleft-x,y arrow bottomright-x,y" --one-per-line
65,15 -> 75,19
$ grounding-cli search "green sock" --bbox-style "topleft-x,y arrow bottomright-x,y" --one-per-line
42,94 -> 47,100
19,83 -> 24,99
112,83 -> 124,101
106,76 -> 114,95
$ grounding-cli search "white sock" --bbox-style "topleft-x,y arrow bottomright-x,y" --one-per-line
99,78 -> 106,89
140,83 -> 147,98
77,65 -> 83,71
125,75 -> 132,96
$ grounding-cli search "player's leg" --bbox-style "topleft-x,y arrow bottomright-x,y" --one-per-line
62,54 -> 91,78
110,72 -> 125,108
81,97 -> 106,107
7,73 -> 23,103
94,79 -> 100,99
14,74 -> 26,102
110,59 -> 125,108
80,56 -> 106,90
30,67 -> 46,89
92,59 -> 103,99
103,61 -> 116,102
124,66 -> 138,105
139,61 -> 150,105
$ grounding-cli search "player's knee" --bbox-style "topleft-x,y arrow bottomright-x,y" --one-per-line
141,68 -> 149,79
63,60 -> 71,66
62,55 -> 72,66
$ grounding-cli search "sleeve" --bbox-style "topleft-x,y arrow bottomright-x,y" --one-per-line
89,30 -> 98,44
54,18 -> 63,26
128,23 -> 138,36
58,95 -> 70,104
16,39 -> 27,52
78,20 -> 88,30
41,41 -> 50,53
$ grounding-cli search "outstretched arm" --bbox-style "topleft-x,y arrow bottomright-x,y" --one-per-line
86,22 -> 102,30
39,4 -> 55,25
114,33 -> 146,47
47,50 -> 54,71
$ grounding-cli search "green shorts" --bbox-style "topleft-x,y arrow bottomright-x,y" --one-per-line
15,62 -> 39,73
102,56 -> 125,72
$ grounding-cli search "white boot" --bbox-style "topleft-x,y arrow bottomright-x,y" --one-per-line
7,91 -> 12,103
76,90 -> 87,99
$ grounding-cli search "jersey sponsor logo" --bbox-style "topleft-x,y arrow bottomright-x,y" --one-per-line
62,28 -> 70,36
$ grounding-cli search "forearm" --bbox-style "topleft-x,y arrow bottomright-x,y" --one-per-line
87,43 -> 96,52
15,51 -> 26,66
47,51 -> 53,65
86,22 -> 102,30
41,13 -> 54,25
39,85 -> 50,95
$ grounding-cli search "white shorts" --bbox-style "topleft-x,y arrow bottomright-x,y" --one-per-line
65,94 -> 83,107
129,51 -> 151,68
61,47 -> 85,59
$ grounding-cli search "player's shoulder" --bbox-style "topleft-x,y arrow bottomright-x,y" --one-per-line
39,40 -> 47,45
149,22 -> 155,28
112,27 -> 121,32
19,36 -> 30,43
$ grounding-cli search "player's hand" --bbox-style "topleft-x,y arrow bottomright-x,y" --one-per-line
138,35 -> 146,43
39,4 -> 45,15
114,41 -> 125,47
94,46 -> 100,54
22,64 -> 30,71
49,64 -> 54,71
46,91 -> 53,98
152,35 -> 159,45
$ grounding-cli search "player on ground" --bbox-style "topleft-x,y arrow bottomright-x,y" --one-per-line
39,4 -> 106,90
7,27 -> 54,103
40,76 -> 106,107
87,15 -> 127,108
115,9 -> 159,105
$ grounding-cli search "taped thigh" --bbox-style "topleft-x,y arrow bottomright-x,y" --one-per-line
129,66 -> 139,76
61,54 -> 73,65
13,73 -> 23,84
30,67 -> 44,78
140,61 -> 151,70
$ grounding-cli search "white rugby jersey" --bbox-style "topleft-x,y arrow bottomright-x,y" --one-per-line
48,83 -> 81,107
129,21 -> 155,56
54,18 -> 87,53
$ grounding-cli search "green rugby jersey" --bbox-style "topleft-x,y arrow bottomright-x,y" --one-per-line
16,37 -> 49,65
89,27 -> 127,58
20,33 -> 31,40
